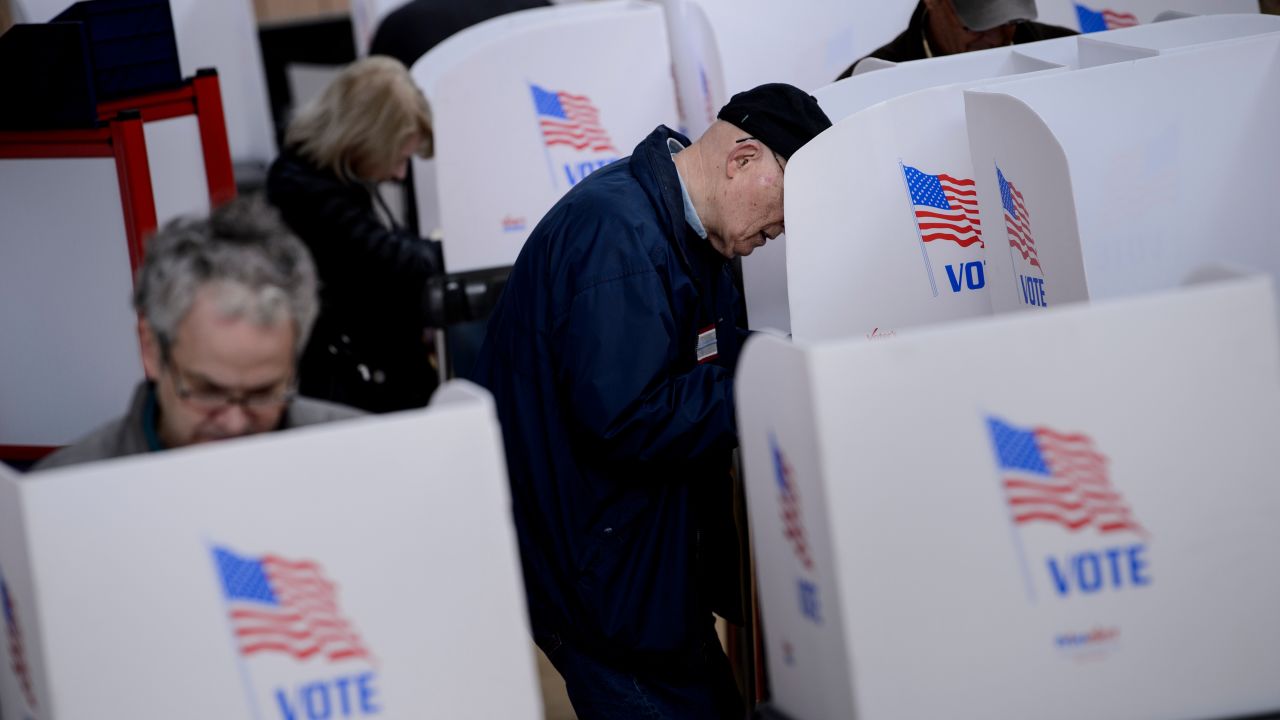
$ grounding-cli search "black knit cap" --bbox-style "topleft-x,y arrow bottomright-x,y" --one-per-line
716,83 -> 833,160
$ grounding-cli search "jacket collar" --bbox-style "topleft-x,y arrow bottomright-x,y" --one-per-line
627,125 -> 718,276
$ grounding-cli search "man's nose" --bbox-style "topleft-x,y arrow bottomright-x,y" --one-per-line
215,403 -> 253,436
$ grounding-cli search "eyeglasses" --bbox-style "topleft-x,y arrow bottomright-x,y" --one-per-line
165,360 -> 297,413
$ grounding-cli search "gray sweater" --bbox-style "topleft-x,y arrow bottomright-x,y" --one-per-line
32,383 -> 363,472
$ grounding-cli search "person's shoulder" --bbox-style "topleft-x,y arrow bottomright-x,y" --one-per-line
29,417 -> 136,473
267,148 -> 343,198
286,396 -> 366,427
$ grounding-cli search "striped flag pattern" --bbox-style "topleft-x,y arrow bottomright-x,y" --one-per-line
213,547 -> 370,663
1074,3 -> 1139,32
530,84 -> 617,154
772,437 -> 814,571
903,165 -> 983,248
987,417 -> 1145,536
2,576 -> 37,709
998,166 -> 1041,271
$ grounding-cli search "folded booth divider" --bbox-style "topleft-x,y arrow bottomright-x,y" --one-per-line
0,71 -> 237,464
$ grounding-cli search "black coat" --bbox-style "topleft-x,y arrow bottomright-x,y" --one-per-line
266,148 -> 443,412
473,127 -> 744,665
838,1 -> 1077,79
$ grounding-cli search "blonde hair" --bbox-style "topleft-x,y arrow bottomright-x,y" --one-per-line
286,56 -> 434,182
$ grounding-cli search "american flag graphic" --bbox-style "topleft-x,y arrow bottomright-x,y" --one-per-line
987,417 -> 1145,536
2,576 -> 37,709
998,166 -> 1041,271
1074,3 -> 1139,32
530,84 -> 617,154
902,164 -> 983,248
213,547 -> 370,663
772,437 -> 814,571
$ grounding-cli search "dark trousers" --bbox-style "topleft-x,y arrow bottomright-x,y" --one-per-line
541,629 -> 745,720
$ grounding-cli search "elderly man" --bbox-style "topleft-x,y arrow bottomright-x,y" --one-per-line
839,0 -> 1076,79
473,84 -> 831,718
34,199 -> 360,472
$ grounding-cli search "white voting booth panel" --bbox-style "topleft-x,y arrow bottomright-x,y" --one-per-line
691,0 -> 917,93
816,13 -> 1280,120
145,114 -> 212,226
411,1 -> 678,273
168,0 -> 277,166
737,276 -> 1280,720
746,46 -> 1069,335
1072,10 -> 1280,50
658,0 -> 727,138
775,63 -> 1066,342
966,32 -> 1280,315
351,0 -> 408,56
0,158 -> 144,449
1036,0 -> 1259,33
814,44 -> 1070,122
0,381 -> 541,720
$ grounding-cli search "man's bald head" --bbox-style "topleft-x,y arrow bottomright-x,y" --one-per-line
673,84 -> 831,259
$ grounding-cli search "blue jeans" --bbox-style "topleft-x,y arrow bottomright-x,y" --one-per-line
541,631 -> 745,720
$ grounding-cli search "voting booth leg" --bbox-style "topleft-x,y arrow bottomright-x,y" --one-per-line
191,70 -> 236,208
109,112 -> 159,271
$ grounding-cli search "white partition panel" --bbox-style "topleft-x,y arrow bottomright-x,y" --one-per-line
145,115 -> 212,226
0,381 -> 540,720
816,44 -> 1069,122
0,158 -> 144,448
351,0 -> 410,56
775,64 -> 1065,341
691,0 -> 916,93
1037,0 -> 1259,33
658,0 -> 727,138
813,13 -> 1280,126
1071,10 -> 1280,47
738,276 -> 1280,720
966,32 -> 1280,314
168,0 -> 277,165
411,1 -> 678,273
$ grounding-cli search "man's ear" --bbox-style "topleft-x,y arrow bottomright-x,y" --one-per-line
724,139 -> 762,179
137,316 -> 162,381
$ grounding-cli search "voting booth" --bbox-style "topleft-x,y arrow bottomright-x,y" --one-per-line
754,48 -> 1066,340
1036,0 -> 1260,33
11,0 -> 276,169
350,0 -> 406,57
656,0 -> 726,138
410,0 -> 679,273
0,381 -> 542,719
737,276 -> 1280,720
965,28 -> 1280,314
689,0 -> 915,94
749,15 -> 1280,340
0,68 -> 240,462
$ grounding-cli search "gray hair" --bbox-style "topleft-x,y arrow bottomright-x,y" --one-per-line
134,197 -> 319,358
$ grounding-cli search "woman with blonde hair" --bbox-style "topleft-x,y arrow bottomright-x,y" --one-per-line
267,55 -> 442,413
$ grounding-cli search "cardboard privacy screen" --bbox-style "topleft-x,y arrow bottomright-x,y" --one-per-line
737,276 -> 1280,720
966,30 -> 1280,314
411,0 -> 678,273
1035,0 -> 1260,34
753,14 -> 1280,340
0,381 -> 540,720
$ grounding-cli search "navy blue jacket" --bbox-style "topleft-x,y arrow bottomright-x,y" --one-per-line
473,126 -> 744,662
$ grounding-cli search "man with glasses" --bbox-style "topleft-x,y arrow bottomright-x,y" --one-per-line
473,84 -> 830,719
34,198 -> 360,472
838,0 -> 1076,79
